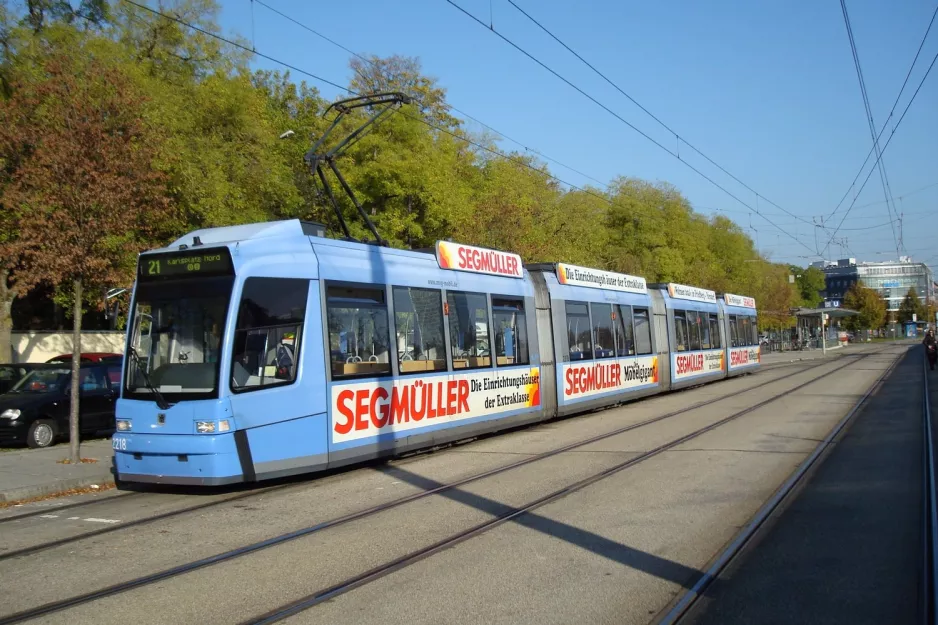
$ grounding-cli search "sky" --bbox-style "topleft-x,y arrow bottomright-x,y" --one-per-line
214,0 -> 937,270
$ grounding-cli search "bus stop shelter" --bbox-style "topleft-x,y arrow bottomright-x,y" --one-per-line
791,306 -> 859,353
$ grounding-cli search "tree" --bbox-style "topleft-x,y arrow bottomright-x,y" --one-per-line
0,51 -> 169,461
843,283 -> 886,332
898,287 -> 927,324
793,266 -> 825,308
349,55 -> 460,129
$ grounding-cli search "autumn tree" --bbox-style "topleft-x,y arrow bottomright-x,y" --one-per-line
1,51 -> 168,460
843,283 -> 886,332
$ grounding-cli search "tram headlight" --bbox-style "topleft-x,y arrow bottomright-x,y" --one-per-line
195,421 -> 216,434
218,420 -> 230,432
116,419 -> 132,431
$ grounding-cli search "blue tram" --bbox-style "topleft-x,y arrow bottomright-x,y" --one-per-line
112,220 -> 759,485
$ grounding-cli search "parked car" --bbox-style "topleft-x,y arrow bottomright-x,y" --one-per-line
0,364 -> 39,395
46,352 -> 122,364
0,361 -> 122,448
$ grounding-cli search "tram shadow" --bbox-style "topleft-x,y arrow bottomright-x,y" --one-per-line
377,464 -> 703,589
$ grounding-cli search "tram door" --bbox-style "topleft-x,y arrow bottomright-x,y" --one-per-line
649,290 -> 671,391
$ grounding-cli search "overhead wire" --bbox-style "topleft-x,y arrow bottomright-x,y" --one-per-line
504,0 -> 817,232
443,0 -> 821,258
839,0 -> 901,255
846,180 -> 938,212
821,45 -> 938,256
827,1 -> 938,222
252,0 -> 610,190
120,0 -> 614,210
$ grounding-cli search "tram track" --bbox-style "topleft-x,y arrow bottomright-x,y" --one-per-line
237,348 -> 900,625
0,348 -> 896,625
0,351 -> 860,563
652,346 -> 909,625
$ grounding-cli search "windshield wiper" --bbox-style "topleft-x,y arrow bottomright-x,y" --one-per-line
128,347 -> 170,410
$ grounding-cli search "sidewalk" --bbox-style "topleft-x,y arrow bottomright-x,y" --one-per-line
0,439 -> 114,503
759,344 -> 846,366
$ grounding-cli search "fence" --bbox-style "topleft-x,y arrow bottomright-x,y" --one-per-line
10,331 -> 126,364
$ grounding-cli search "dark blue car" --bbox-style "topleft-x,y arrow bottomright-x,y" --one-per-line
0,361 -> 122,448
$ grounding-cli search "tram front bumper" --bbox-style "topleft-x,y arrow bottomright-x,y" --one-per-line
111,432 -> 245,486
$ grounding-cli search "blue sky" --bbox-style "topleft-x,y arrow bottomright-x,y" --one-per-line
216,0 -> 937,269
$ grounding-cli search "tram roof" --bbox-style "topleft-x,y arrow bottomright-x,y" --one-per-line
161,219 -> 327,251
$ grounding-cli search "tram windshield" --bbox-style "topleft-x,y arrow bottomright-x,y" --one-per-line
126,277 -> 233,401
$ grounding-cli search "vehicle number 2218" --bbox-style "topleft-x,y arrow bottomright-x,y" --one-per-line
112,437 -> 128,451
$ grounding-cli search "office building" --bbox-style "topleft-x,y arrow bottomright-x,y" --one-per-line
813,257 -> 934,313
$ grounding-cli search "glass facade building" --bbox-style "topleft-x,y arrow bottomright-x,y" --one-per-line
814,257 -> 934,313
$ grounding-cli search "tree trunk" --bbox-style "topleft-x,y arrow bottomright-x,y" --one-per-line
0,269 -> 13,365
69,277 -> 82,464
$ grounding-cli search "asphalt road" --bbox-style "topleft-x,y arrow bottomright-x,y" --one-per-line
0,344 -> 903,625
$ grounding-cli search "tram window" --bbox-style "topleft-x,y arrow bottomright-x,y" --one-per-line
326,285 -> 392,379
447,291 -> 491,369
709,314 -> 721,349
740,316 -> 753,346
393,287 -> 446,374
633,308 -> 652,355
739,316 -> 750,346
566,301 -> 593,361
699,311 -> 711,349
614,304 -> 635,356
751,315 -> 759,345
673,311 -> 689,352
686,311 -> 701,351
590,303 -> 615,359
231,278 -> 309,391
492,297 -> 529,366
728,315 -> 739,347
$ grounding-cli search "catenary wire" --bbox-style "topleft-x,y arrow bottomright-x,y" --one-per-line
252,0 -> 610,189
839,0 -> 901,255
827,1 -> 938,222
505,0 -> 817,231
444,0 -> 819,256
821,46 -> 938,256
120,0 -> 616,210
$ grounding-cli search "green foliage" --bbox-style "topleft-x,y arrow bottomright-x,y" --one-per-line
0,0 -> 809,351
898,287 -> 927,324
843,283 -> 886,331
793,266 -> 825,308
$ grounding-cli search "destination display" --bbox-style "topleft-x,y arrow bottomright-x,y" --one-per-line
667,283 -> 717,304
331,366 -> 541,443
556,263 -> 647,294
138,248 -> 234,280
559,356 -> 659,404
435,241 -> 524,279
728,346 -> 760,370
672,349 -> 724,381
724,293 -> 756,308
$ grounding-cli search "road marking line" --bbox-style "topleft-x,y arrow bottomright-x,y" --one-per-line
39,514 -> 59,519
83,518 -> 121,524
67,516 -> 80,520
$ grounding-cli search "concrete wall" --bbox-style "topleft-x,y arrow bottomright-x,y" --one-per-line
11,331 -> 125,363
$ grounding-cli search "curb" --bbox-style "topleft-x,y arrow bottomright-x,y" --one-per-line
0,474 -> 116,504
